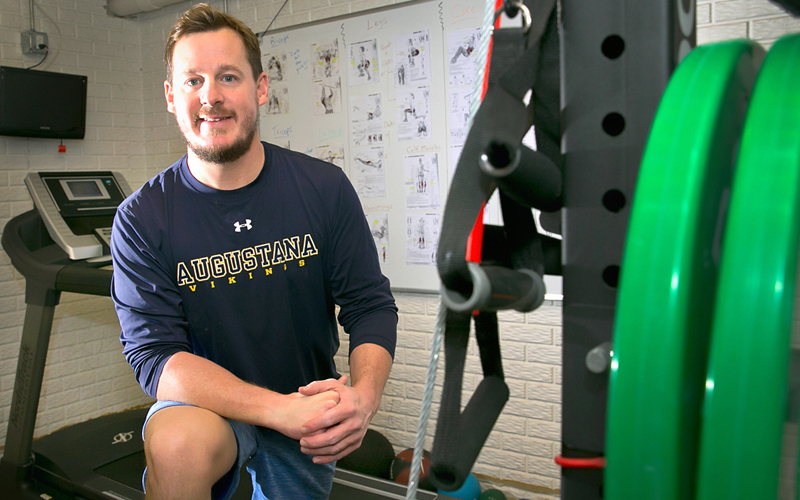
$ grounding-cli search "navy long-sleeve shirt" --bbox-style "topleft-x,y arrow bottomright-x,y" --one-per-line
111,142 -> 397,399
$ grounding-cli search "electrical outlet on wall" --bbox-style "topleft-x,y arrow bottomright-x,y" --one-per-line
21,30 -> 48,54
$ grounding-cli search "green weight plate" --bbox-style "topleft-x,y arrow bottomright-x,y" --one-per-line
605,40 -> 763,500
696,33 -> 800,500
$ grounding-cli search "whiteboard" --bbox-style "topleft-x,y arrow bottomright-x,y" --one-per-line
257,0 -> 563,298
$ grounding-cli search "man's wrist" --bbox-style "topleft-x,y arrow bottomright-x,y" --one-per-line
352,382 -> 381,419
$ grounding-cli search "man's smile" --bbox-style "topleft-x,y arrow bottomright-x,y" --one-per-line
195,113 -> 235,126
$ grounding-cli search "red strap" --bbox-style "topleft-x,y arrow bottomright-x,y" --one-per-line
554,455 -> 607,469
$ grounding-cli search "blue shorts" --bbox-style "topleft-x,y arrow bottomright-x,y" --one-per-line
143,401 -> 336,500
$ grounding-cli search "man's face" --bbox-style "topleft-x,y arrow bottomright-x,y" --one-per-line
165,28 -> 268,164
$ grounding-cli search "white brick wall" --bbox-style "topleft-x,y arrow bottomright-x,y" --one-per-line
1,1 -> 799,499
698,0 -> 800,47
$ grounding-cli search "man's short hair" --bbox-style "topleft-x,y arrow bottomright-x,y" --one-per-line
165,3 -> 263,82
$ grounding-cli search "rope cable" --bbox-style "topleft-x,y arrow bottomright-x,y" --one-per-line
255,0 -> 291,39
404,0 -> 499,497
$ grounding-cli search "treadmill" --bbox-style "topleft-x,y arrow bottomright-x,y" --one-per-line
0,171 -> 153,500
1,171 -> 456,500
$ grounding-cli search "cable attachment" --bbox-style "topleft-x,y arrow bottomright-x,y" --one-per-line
480,141 -> 563,211
480,141 -> 521,177
441,262 -> 545,313
494,1 -> 531,33
430,310 -> 509,492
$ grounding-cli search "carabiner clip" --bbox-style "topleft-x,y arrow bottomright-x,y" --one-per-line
494,1 -> 531,33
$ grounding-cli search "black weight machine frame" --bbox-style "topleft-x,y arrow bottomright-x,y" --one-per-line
427,0 -> 698,498
560,2 -> 695,499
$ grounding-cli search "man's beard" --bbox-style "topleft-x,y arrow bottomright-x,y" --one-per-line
180,104 -> 259,165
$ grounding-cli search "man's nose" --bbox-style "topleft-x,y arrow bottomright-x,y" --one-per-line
200,80 -> 223,107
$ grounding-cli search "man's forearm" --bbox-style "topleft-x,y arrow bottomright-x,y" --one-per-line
156,351 -> 339,440
348,343 -> 393,418
156,351 -> 283,426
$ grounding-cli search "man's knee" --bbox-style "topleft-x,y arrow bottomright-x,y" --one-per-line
144,406 -> 237,480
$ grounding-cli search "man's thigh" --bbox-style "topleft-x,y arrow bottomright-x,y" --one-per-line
248,428 -> 335,500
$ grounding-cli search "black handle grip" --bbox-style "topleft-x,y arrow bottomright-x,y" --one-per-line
480,142 -> 562,211
56,266 -> 113,296
441,262 -> 545,313
430,375 -> 510,491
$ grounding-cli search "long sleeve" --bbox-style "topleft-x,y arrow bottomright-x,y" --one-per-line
327,174 -> 398,359
112,144 -> 397,399
111,190 -> 191,398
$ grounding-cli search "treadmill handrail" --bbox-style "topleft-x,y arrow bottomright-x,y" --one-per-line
2,210 -> 112,298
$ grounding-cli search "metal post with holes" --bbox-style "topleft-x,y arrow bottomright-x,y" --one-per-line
559,1 -> 695,498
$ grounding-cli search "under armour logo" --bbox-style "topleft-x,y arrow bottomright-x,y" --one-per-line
234,219 -> 252,232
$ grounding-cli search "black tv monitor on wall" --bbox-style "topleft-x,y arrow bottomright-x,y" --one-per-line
0,66 -> 88,140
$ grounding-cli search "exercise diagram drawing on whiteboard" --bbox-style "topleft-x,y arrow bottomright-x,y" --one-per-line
258,0 -> 562,298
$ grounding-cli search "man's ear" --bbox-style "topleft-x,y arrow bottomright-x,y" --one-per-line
165,79 -> 175,114
257,72 -> 269,107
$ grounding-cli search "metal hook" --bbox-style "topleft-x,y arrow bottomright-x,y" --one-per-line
494,1 -> 531,33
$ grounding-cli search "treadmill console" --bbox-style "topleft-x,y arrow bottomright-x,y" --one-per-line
25,171 -> 132,260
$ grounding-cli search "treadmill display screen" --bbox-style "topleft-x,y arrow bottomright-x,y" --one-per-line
59,179 -> 110,201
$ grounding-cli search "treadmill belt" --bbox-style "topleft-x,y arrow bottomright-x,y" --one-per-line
92,450 -> 146,491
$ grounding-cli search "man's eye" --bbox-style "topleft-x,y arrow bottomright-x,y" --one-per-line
222,75 -> 236,83
186,78 -> 201,86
